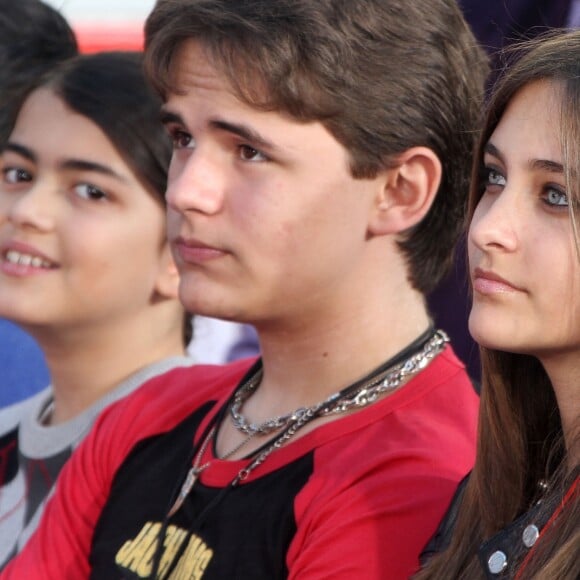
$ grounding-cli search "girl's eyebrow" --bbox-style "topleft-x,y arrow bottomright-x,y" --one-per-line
485,141 -> 564,174
483,141 -> 503,162
530,159 -> 563,174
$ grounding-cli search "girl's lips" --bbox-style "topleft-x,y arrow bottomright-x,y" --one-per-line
472,268 -> 523,295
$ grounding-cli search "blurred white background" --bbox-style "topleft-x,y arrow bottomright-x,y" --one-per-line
43,0 -> 156,24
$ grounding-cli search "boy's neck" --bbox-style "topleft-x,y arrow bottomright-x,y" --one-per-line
254,286 -> 431,414
27,309 -> 185,425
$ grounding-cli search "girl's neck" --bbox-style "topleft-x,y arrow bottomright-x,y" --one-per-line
540,353 -> 580,467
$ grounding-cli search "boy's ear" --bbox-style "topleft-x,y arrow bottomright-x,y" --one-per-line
368,146 -> 442,236
153,243 -> 180,300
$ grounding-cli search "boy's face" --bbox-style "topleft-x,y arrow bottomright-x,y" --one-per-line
163,40 -> 386,326
0,88 -> 169,330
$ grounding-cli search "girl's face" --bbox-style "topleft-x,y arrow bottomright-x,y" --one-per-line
468,80 -> 580,363
0,88 -> 169,334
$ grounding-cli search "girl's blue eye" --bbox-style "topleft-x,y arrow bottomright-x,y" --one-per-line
74,183 -> 107,201
543,187 -> 568,208
485,168 -> 506,187
479,166 -> 506,195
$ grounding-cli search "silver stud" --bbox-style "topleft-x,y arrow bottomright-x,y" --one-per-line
522,524 -> 539,548
488,550 -> 508,574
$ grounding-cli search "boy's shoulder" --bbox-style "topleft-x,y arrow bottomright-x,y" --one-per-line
89,358 -> 258,465
0,387 -> 50,436
129,358 -> 256,402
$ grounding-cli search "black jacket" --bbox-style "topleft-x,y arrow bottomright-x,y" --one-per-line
420,473 -> 577,579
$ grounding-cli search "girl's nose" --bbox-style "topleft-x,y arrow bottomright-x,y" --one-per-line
469,188 -> 520,254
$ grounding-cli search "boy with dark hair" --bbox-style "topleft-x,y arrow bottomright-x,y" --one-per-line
3,1 -> 488,578
0,0 -> 77,408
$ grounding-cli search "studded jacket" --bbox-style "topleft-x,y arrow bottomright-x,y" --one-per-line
420,473 -> 579,579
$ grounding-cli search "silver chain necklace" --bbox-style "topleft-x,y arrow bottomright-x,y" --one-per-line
230,330 -> 449,435
167,425 -> 257,517
168,330 -> 448,517
230,371 -> 298,435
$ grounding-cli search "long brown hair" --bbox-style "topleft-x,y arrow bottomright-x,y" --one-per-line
417,30 -> 580,580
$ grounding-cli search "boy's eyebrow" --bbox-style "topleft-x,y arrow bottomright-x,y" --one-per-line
209,118 -> 279,152
3,142 -> 37,163
60,159 -> 128,182
160,109 -> 184,126
159,107 -> 280,153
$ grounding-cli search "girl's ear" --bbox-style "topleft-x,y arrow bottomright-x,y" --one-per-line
368,146 -> 442,236
153,242 -> 180,300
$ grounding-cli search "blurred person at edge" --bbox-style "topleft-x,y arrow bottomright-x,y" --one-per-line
0,51 -> 192,568
0,0 -> 78,407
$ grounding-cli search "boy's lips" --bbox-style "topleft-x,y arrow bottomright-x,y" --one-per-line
172,236 -> 228,264
0,240 -> 58,269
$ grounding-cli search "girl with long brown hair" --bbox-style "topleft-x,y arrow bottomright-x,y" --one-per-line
417,30 -> 580,580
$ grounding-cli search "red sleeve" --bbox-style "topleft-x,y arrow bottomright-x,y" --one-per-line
287,462 -> 463,579
287,356 -> 478,579
1,362 -> 249,579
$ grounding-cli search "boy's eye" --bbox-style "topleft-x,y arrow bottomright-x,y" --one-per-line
2,167 -> 32,184
74,183 -> 107,201
238,145 -> 268,162
171,130 -> 194,149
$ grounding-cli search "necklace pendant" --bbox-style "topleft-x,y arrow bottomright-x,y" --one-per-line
168,466 -> 202,517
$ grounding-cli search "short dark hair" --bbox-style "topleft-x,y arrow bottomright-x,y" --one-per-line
0,0 -> 78,144
144,0 -> 488,294
46,52 -> 172,207
25,52 -> 192,345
